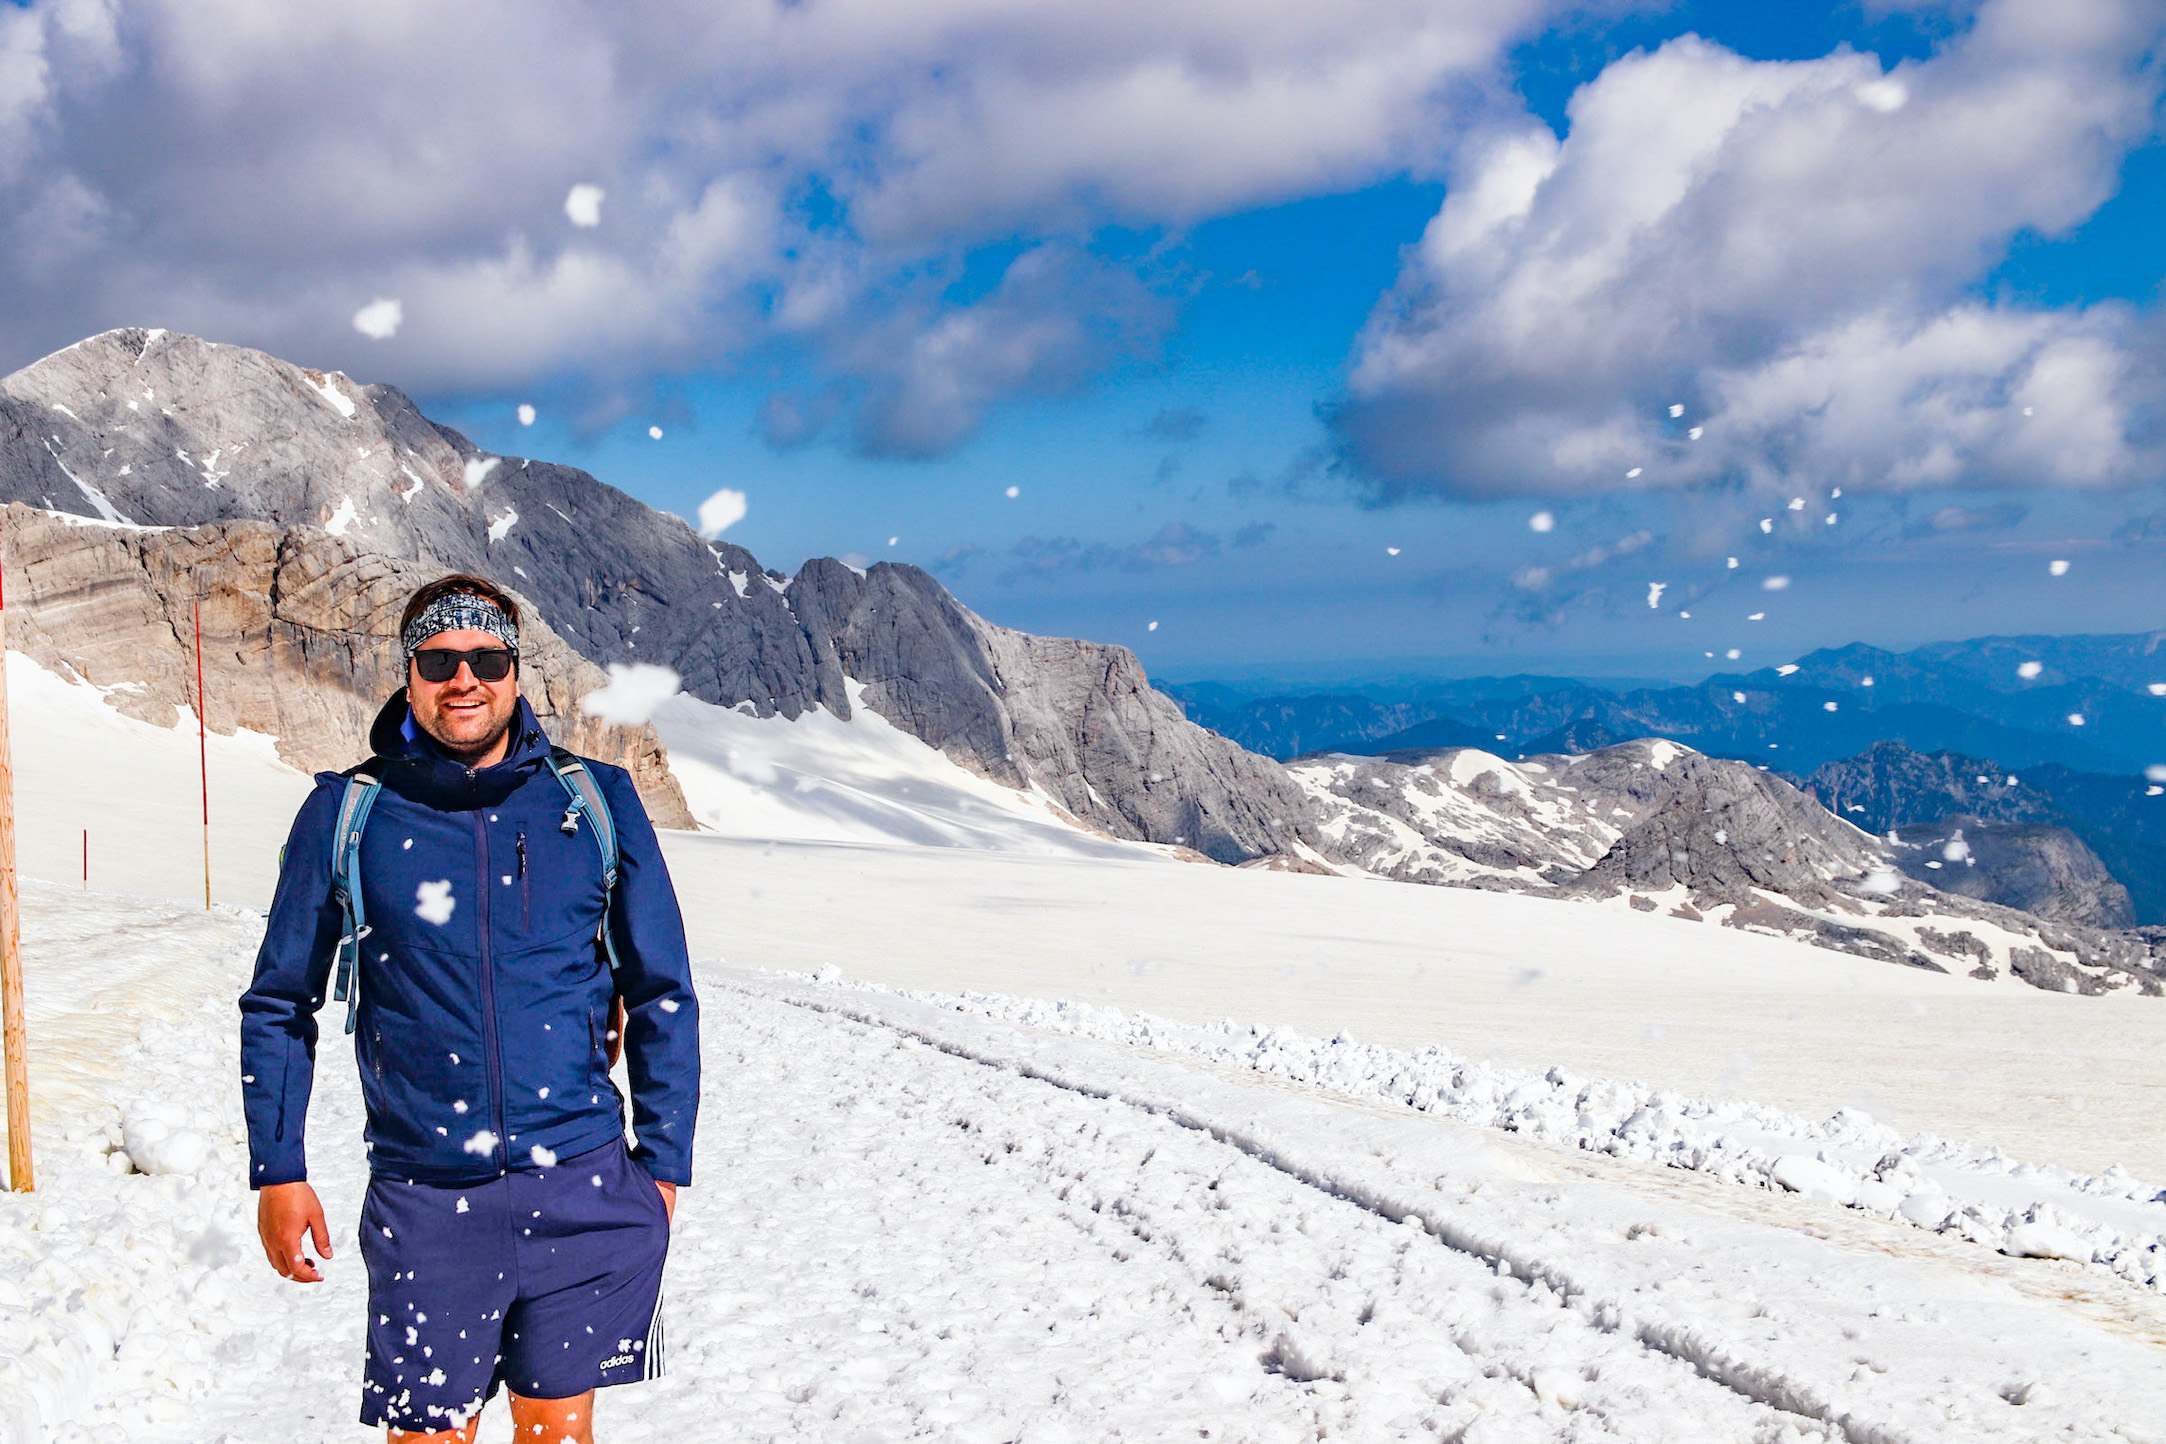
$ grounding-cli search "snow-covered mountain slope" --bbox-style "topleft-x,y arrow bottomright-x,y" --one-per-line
4,883 -> 2163,1442
1292,738 -> 2165,995
652,682 -> 1147,856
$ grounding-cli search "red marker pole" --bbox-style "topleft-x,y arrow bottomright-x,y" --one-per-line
195,598 -> 210,910
0,543 -> 34,1191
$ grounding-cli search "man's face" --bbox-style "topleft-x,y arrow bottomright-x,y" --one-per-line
408,627 -> 521,764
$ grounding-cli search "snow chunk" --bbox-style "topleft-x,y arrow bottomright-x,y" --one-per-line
324,496 -> 359,536
565,183 -> 605,227
487,508 -> 518,542
698,487 -> 747,539
2005,1219 -> 2090,1262
415,879 -> 456,925
121,1101 -> 211,1176
581,663 -> 682,726
352,298 -> 402,339
463,456 -> 500,490
517,404 -> 536,426
1771,1155 -> 1856,1206
462,1129 -> 499,1157
529,1144 -> 558,1168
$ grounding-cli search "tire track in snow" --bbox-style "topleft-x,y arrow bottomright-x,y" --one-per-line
740,978 -> 1907,1444
742,972 -> 2166,1444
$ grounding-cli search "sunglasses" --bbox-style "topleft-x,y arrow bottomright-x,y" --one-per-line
412,647 -> 516,684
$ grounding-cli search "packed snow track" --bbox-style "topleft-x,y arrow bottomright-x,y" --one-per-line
2,886 -> 2163,1442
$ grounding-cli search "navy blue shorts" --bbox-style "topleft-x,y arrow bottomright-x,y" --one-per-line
356,1139 -> 671,1431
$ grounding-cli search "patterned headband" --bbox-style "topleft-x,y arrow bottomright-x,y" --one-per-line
402,592 -> 520,660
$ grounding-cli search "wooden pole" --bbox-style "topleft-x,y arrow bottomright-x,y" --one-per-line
195,597 -> 210,910
0,546 -> 34,1191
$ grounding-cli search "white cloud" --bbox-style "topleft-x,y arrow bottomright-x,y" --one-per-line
697,486 -> 747,537
351,297 -> 402,339
581,662 -> 682,726
564,182 -> 604,228
1336,0 -> 2166,500
0,0 -> 1563,451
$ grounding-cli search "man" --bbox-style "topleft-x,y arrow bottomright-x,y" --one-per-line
240,574 -> 700,1442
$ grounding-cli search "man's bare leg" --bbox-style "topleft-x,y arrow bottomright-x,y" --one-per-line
508,1391 -> 597,1443
387,1391 -> 594,1444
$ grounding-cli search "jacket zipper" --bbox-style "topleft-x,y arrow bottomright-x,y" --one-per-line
470,769 -> 508,1175
517,831 -> 529,930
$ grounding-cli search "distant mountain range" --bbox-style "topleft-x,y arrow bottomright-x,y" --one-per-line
1168,639 -> 2166,925
1167,637 -> 2166,775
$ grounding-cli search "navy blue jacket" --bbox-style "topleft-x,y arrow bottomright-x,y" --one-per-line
239,692 -> 700,1188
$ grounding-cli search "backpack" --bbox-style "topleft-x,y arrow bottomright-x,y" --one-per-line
326,748 -> 627,1061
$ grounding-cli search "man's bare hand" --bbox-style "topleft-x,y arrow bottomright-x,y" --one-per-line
258,1181 -> 333,1282
656,1180 -> 676,1224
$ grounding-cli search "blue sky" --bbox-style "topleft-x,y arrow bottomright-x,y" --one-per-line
6,0 -> 2164,686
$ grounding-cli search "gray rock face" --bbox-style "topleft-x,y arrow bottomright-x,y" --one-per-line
1,329 -> 1315,859
787,559 -> 1325,862
1890,817 -> 2135,929
3,504 -> 694,827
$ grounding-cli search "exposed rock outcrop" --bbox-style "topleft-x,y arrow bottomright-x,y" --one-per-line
2,505 -> 693,827
1888,816 -> 2134,929
785,558 -> 1324,862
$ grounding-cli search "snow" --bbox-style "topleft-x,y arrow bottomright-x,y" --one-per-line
564,183 -> 605,227
695,487 -> 746,539
413,879 -> 455,925
300,372 -> 357,419
3,885 -> 2164,1442
650,682 -> 1137,856
41,442 -> 132,526
485,507 -> 517,542
8,648 -> 2166,1439
516,404 -> 535,426
322,496 -> 358,536
350,298 -> 402,340
578,663 -> 682,726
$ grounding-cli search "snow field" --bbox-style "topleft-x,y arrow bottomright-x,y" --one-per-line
742,974 -> 2166,1443
13,646 -> 2163,1181
807,973 -> 2166,1294
657,832 -> 2166,1180
652,684 -> 1141,857
5,885 -> 2166,1440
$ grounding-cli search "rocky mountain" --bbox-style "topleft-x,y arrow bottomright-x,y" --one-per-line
1288,739 -> 2162,995
0,329 -> 1319,863
1802,740 -> 2161,927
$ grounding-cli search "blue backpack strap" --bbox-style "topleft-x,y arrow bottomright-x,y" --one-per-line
328,764 -> 387,1036
544,748 -> 622,972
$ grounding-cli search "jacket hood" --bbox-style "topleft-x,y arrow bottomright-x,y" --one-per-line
367,688 -> 553,807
